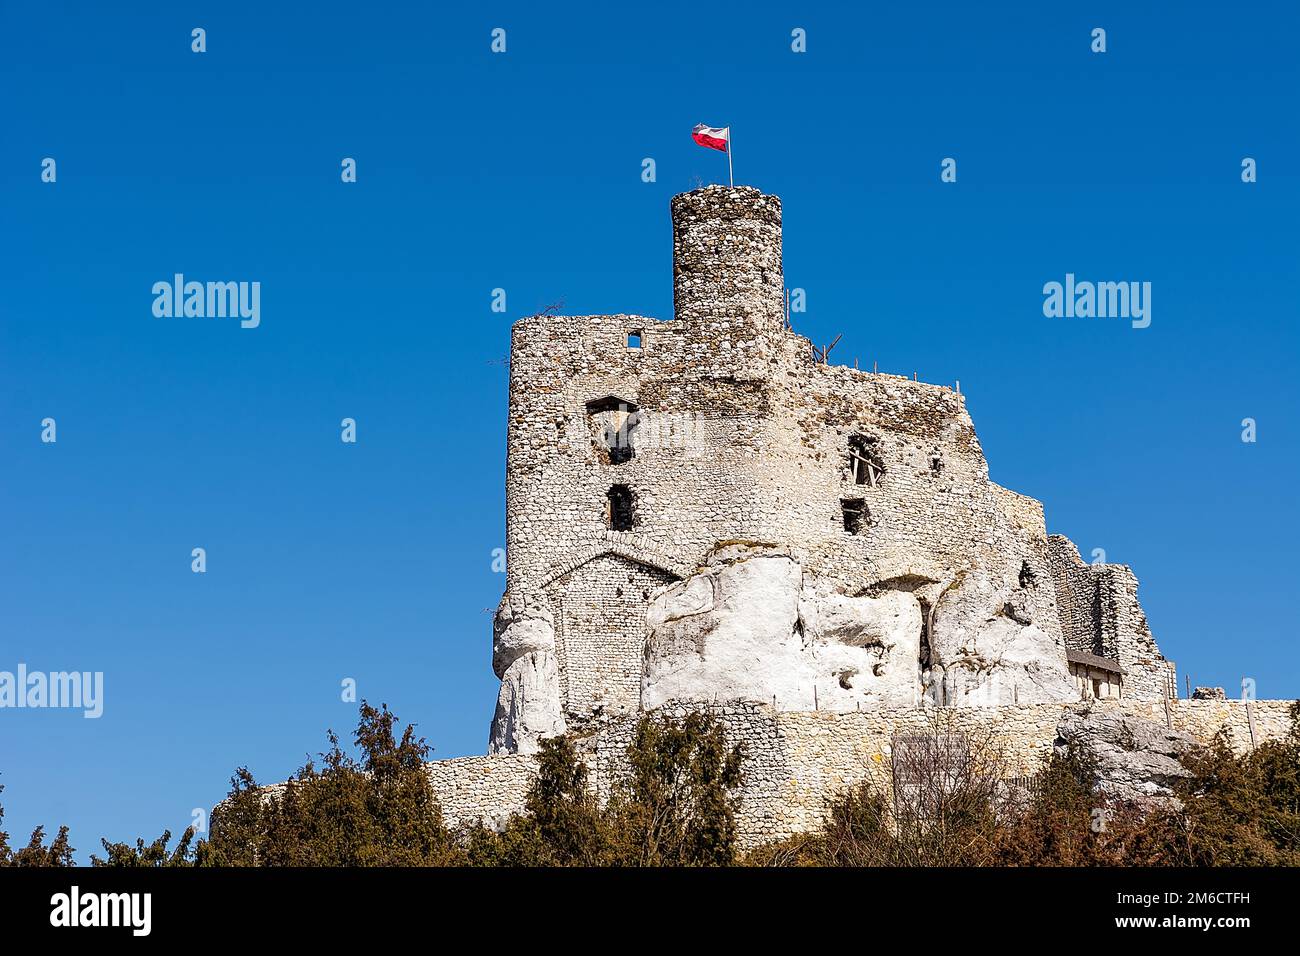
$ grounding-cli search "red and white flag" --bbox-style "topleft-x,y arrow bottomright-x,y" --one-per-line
692,124 -> 730,153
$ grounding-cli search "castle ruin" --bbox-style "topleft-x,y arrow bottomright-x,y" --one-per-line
488,185 -> 1176,754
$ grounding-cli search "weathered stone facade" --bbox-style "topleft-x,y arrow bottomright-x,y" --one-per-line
1048,535 -> 1176,702
489,184 -> 1176,753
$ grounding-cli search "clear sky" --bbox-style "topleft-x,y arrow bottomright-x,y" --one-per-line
2,1 -> 1297,861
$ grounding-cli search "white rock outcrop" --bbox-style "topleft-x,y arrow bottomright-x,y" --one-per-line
926,570 -> 1076,706
488,598 -> 566,754
642,553 -> 803,708
1056,708 -> 1198,802
797,585 -> 923,709
641,551 -> 923,711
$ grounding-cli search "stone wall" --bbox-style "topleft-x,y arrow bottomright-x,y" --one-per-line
435,699 -> 1294,850
547,553 -> 676,721
1047,535 -> 1174,701
425,753 -> 535,829
671,186 -> 785,336
1110,568 -> 1175,701
1049,534 -> 1106,654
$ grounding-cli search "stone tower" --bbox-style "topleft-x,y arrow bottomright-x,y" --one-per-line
672,186 -> 784,330
488,185 -> 1175,754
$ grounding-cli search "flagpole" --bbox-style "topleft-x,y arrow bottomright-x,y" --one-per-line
728,128 -> 733,187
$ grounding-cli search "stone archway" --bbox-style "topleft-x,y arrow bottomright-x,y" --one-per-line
542,548 -> 680,721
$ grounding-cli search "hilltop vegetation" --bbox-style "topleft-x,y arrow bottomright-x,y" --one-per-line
4,701 -> 1298,867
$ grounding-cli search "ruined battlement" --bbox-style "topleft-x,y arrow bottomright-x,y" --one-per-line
489,185 -> 1175,754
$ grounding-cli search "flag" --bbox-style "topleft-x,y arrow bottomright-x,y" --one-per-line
692,124 -> 730,153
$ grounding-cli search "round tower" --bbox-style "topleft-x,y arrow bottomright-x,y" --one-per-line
671,186 -> 784,334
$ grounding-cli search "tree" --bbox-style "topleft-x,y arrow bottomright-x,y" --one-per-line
990,742 -> 1140,866
30,698 -> 1300,868
93,829 -> 197,867
0,782 -> 74,867
604,711 -> 745,866
466,734 -> 605,866
469,711 -> 745,866
1149,702 -> 1300,866
193,701 -> 462,867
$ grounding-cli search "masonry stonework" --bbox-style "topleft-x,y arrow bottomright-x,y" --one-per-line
440,700 -> 1294,850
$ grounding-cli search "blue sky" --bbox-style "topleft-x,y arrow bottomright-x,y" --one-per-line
1,1 -> 1296,860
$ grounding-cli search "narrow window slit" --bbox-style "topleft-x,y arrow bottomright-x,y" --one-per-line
607,484 -> 636,531
841,497 -> 867,534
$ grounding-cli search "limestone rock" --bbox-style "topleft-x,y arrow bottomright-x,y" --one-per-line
642,553 -> 803,708
1055,707 -> 1198,802
927,570 -> 1076,706
491,596 -> 555,679
797,586 -> 923,709
489,650 -> 566,755
641,553 -> 923,711
488,596 -> 566,754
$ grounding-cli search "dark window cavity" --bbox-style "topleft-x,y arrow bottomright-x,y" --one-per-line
841,497 -> 867,534
607,484 -> 636,531
848,435 -> 884,487
586,396 -> 639,465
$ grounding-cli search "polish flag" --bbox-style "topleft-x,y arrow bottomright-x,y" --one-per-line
692,124 -> 730,153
